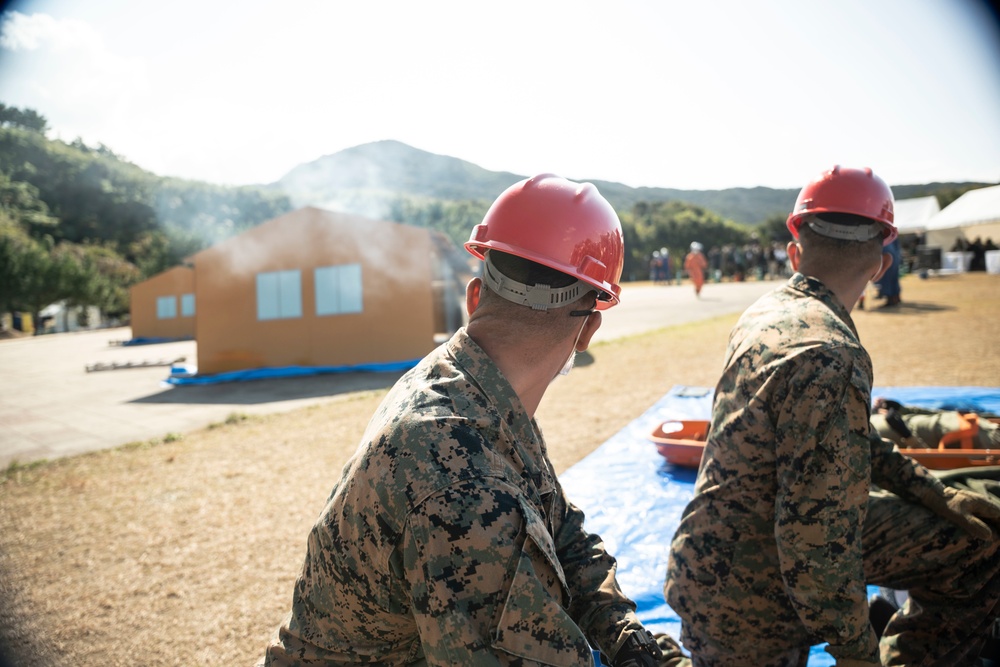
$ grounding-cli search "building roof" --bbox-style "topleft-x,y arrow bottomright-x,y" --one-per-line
925,184 -> 1000,231
893,196 -> 941,233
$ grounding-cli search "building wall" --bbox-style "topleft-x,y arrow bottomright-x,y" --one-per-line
129,266 -> 196,339
192,207 -> 437,375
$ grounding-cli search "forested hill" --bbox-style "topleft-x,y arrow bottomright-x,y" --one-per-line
277,139 -> 799,226
1,101 -> 991,329
0,105 -> 292,324
275,139 -> 991,228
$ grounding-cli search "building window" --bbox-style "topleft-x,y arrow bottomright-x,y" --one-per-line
257,270 -> 302,320
181,293 -> 196,317
315,264 -> 363,316
157,296 -> 177,319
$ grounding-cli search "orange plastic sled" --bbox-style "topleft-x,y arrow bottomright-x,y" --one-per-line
649,420 -> 711,469
896,413 -> 999,470
649,415 -> 1000,470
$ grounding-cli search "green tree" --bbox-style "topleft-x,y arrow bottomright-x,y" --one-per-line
0,104 -> 48,133
757,214 -> 793,244
0,214 -> 37,315
14,237 -> 87,332
0,172 -> 58,233
621,200 -> 751,280
62,243 -> 141,320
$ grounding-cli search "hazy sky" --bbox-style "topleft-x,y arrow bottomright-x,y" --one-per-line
0,0 -> 998,191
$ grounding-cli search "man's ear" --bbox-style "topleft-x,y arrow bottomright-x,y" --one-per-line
786,241 -> 801,271
872,252 -> 893,282
576,311 -> 602,352
466,278 -> 482,315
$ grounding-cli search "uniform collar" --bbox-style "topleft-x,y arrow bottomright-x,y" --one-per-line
445,329 -> 552,481
786,272 -> 859,337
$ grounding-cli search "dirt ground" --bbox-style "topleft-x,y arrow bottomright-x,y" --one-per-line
1,272 -> 998,666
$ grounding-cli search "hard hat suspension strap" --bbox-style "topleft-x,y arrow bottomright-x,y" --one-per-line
482,252 -> 588,311
804,215 -> 883,242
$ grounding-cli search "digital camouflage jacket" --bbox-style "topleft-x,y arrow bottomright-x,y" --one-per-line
261,329 -> 644,666
665,273 -> 944,664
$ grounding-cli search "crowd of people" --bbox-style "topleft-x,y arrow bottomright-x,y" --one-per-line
259,167 -> 1000,667
951,236 -> 999,272
651,240 -> 793,290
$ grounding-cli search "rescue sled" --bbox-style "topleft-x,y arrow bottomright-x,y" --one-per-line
649,415 -> 1000,470
891,413 -> 1000,470
648,420 -> 711,469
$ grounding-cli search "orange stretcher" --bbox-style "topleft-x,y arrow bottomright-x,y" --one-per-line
649,415 -> 1000,470
893,413 -> 999,470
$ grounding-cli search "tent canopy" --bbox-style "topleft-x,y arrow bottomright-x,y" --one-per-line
892,196 -> 940,234
925,184 -> 1000,231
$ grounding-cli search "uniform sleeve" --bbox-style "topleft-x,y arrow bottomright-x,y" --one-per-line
771,348 -> 880,663
548,485 -> 644,660
869,427 -> 948,503
401,477 -> 595,667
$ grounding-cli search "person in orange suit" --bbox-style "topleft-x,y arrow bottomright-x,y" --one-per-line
683,241 -> 709,297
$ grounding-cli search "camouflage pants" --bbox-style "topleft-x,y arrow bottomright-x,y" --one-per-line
682,482 -> 1000,667
865,486 -> 1000,666
679,624 -> 810,667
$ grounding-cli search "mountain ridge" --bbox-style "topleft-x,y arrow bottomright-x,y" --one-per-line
274,139 -> 992,226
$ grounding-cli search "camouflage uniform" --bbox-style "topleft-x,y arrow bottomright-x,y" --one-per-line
872,409 -> 1000,450
665,273 -> 1000,666
261,329 -> 646,666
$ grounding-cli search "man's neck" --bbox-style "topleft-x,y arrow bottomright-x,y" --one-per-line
466,323 -> 565,418
800,268 -> 868,313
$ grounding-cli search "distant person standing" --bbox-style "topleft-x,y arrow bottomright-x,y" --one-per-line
650,250 -> 663,283
708,246 -> 721,282
661,247 -> 674,284
683,242 -> 708,297
874,235 -> 902,307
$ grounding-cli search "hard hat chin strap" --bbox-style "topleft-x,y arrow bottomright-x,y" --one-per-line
482,252 -> 587,311
804,214 -> 883,242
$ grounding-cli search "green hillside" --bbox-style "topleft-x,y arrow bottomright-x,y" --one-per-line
0,104 -> 292,327
1,102 -> 993,331
277,139 -> 801,226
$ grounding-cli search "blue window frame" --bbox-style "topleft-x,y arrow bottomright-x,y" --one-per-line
256,270 -> 302,320
315,264 -> 363,316
180,293 -> 196,317
156,296 -> 177,319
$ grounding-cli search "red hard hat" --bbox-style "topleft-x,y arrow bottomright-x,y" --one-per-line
465,173 -> 624,309
786,166 -> 897,245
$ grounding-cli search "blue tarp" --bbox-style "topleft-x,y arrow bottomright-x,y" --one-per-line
165,359 -> 422,385
560,385 -> 1000,666
121,336 -> 193,346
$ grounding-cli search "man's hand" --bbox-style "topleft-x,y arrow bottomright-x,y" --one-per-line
654,633 -> 690,667
925,486 -> 1000,540
613,630 -> 689,667
612,630 -> 661,667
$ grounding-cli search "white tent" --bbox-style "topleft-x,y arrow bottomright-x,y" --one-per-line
923,184 -> 1000,250
892,195 -> 940,235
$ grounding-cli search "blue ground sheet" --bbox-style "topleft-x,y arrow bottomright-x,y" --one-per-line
560,385 -> 1000,666
164,359 -> 421,385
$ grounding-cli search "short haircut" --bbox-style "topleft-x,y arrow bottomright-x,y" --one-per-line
798,219 -> 883,271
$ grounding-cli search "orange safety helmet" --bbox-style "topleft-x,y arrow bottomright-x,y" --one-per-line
465,173 -> 624,309
786,166 -> 898,246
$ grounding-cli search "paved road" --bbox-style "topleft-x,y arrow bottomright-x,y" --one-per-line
0,279 -> 780,467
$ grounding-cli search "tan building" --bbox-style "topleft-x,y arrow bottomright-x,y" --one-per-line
187,207 -> 464,375
129,265 -> 196,339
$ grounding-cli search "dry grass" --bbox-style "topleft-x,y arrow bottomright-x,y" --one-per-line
1,272 -> 998,666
